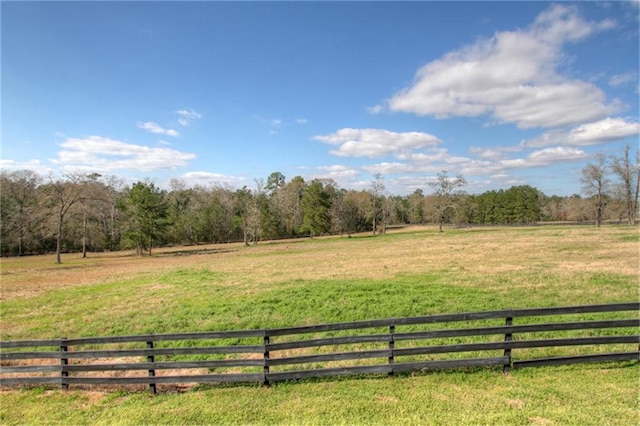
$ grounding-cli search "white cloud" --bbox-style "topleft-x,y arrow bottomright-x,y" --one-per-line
296,118 -> 309,124
176,109 -> 202,120
609,71 -> 637,87
181,171 -> 245,187
468,145 -> 520,160
52,136 -> 195,171
314,128 -> 442,158
501,146 -> 588,169
386,4 -> 619,128
176,109 -> 202,127
521,117 -> 640,148
357,143 -> 590,181
252,115 -> 291,133
366,104 -> 384,115
0,159 -> 53,175
316,165 -> 360,179
362,162 -> 417,175
137,121 -> 180,137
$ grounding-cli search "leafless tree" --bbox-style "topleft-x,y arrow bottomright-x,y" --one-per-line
428,170 -> 467,232
42,171 -> 91,263
581,154 -> 610,227
610,144 -> 639,225
370,173 -> 386,235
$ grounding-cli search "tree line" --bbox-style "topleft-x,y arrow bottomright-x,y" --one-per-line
1,145 -> 637,260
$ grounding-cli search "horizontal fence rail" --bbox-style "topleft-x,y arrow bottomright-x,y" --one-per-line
1,303 -> 638,393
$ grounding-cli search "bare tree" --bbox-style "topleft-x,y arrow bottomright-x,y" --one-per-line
250,178 -> 267,244
370,173 -> 386,235
101,175 -> 126,251
42,172 -> 91,263
610,144 -> 639,225
428,170 -> 467,232
78,173 -> 104,258
275,176 -> 306,236
235,185 -> 260,246
581,154 -> 610,227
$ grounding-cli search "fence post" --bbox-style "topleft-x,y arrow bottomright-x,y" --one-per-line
263,330 -> 270,386
60,338 -> 68,390
146,339 -> 156,394
503,315 -> 513,373
388,325 -> 395,377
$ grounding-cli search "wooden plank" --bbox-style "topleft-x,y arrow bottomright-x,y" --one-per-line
63,330 -> 264,346
61,345 -> 264,359
0,351 -> 61,360
267,365 -> 391,381
267,313 -> 505,337
268,358 -> 508,382
268,321 -> 394,337
62,373 -> 264,385
1,365 -> 61,373
392,356 -> 509,373
395,342 -> 508,357
268,335 -> 389,351
0,339 -> 62,349
62,359 -> 264,372
503,335 -> 638,349
513,352 -> 639,368
393,319 -> 639,341
268,349 -> 390,367
394,335 -> 638,357
0,377 -> 61,385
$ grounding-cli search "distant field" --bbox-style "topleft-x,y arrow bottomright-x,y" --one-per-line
1,225 -> 638,425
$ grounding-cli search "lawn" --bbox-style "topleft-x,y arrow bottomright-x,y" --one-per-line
1,225 -> 638,424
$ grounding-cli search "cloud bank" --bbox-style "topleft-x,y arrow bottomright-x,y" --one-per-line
381,4 -> 620,129
52,136 -> 195,171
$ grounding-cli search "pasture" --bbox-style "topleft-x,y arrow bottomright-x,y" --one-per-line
1,225 -> 638,425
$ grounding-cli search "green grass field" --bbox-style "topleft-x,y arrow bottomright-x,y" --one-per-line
1,225 -> 638,425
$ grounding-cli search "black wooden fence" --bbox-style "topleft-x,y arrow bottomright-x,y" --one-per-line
1,303 -> 638,393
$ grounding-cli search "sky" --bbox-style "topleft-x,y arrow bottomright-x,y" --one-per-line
1,1 -> 639,196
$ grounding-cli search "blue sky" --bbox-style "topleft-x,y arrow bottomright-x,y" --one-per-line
2,1 -> 638,196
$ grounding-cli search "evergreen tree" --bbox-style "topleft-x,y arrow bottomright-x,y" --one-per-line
120,181 -> 169,256
301,179 -> 332,238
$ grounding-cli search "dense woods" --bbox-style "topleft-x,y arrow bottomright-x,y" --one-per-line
1,146 -> 637,258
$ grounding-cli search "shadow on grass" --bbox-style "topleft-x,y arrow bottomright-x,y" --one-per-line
155,248 -> 239,258
3,362 -> 636,395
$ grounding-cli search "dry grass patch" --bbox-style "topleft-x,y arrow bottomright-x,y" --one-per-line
2,225 -> 637,302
